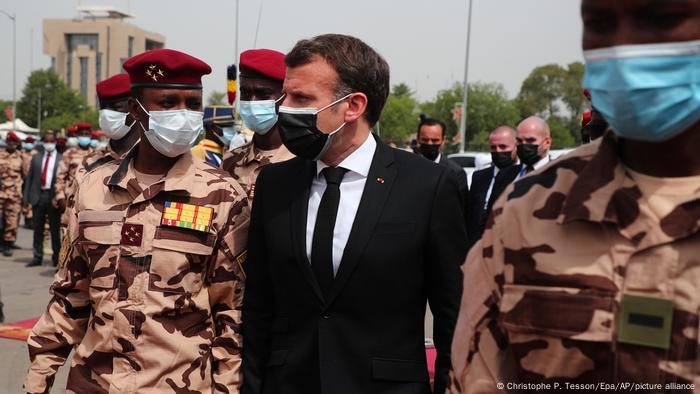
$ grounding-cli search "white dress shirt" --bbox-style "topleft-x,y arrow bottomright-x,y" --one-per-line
517,155 -> 551,179
483,165 -> 501,210
40,150 -> 58,190
306,134 -> 377,275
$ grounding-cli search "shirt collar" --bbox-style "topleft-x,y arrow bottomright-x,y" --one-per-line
316,133 -> 376,178
107,148 -> 197,201
434,153 -> 441,164
558,132 -> 700,243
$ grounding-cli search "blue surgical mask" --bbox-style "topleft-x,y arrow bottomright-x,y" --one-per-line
239,95 -> 284,135
23,143 -> 34,151
77,136 -> 92,147
583,39 -> 700,142
90,139 -> 99,148
215,126 -> 236,146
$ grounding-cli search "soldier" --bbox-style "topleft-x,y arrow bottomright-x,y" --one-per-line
221,49 -> 293,202
191,105 -> 233,167
0,132 -> 27,256
25,48 -> 250,393
448,1 -> 700,392
55,137 -> 67,155
52,122 -> 94,217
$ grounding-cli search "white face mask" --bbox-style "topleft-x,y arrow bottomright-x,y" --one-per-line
43,143 -> 56,152
136,99 -> 203,158
99,109 -> 135,140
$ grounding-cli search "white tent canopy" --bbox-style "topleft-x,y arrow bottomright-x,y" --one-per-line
0,119 -> 39,134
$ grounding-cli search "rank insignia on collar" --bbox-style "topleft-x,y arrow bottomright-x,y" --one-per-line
121,223 -> 144,246
161,201 -> 213,232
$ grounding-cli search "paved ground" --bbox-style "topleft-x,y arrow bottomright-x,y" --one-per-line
0,224 -> 435,393
0,225 -> 68,393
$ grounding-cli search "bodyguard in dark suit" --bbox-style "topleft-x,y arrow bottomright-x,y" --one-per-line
416,117 -> 469,212
23,133 -> 62,267
466,126 -> 517,247
242,34 -> 468,394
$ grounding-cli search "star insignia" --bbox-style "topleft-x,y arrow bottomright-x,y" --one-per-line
149,64 -> 157,70
146,69 -> 152,77
151,74 -> 158,82
157,69 -> 164,77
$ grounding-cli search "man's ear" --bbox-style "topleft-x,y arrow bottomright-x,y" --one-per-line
128,97 -> 143,122
344,92 -> 368,123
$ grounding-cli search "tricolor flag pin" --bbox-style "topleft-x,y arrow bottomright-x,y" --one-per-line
376,177 -> 385,184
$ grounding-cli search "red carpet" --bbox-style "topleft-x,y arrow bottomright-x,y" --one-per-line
0,317 -> 39,341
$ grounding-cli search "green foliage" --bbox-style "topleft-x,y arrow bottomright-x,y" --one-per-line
376,84 -> 419,144
16,69 -> 90,132
516,62 -> 585,145
207,90 -> 227,106
548,116 -> 576,148
0,100 -> 11,123
420,82 -> 520,152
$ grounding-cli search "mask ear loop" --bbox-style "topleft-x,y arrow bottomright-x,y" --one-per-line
315,93 -> 354,115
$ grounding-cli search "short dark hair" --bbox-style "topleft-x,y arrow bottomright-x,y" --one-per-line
418,117 -> 446,138
285,34 -> 390,127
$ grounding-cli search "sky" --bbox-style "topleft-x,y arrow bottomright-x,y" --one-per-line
0,0 -> 583,105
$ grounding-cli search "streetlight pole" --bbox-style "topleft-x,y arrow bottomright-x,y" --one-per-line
458,0 -> 473,153
37,88 -> 41,132
1,10 -> 16,133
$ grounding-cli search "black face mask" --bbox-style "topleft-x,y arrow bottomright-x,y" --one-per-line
419,143 -> 441,161
491,151 -> 515,169
516,144 -> 541,166
277,95 -> 351,161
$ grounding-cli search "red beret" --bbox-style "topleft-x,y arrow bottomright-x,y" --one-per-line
581,111 -> 592,129
6,131 -> 20,142
123,48 -> 211,89
583,88 -> 591,101
76,122 -> 92,131
67,126 -> 77,135
25,136 -> 35,143
97,73 -> 131,101
91,130 -> 104,138
56,137 -> 67,146
240,49 -> 286,81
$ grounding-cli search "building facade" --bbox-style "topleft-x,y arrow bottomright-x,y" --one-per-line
43,6 -> 165,107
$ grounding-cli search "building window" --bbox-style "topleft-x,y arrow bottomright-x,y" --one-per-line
66,33 -> 99,88
128,36 -> 134,57
145,39 -> 163,51
120,58 -> 127,71
80,57 -> 88,100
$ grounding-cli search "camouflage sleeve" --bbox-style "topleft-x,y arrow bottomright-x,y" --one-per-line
447,206 -> 515,394
53,156 -> 69,201
208,196 -> 250,392
24,193 -> 90,393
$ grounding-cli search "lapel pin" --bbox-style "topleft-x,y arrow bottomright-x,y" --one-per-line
376,177 -> 385,184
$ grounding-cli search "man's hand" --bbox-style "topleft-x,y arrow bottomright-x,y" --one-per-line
51,198 -> 66,211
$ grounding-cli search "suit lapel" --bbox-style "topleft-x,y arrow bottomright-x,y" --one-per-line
290,158 -> 325,303
325,138 -> 396,307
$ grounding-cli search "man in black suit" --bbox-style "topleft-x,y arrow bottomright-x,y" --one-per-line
416,116 -> 469,211
242,34 -> 468,394
466,126 -> 517,247
23,132 -> 62,267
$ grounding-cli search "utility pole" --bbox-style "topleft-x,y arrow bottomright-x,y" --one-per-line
458,0 -> 473,153
37,88 -> 42,132
1,10 -> 17,132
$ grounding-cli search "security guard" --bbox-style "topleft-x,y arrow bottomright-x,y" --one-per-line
0,131 -> 27,256
449,1 -> 700,391
222,49 -> 293,201
26,49 -> 250,393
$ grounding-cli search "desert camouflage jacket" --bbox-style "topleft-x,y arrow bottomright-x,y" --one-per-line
0,149 -> 26,199
26,150 -> 250,394
221,141 -> 293,201
448,132 -> 700,393
54,146 -> 93,202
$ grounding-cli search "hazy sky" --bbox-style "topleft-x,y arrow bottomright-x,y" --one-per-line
0,0 -> 583,105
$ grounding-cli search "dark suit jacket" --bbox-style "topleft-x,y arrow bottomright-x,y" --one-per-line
242,138 -> 468,394
466,166 -> 496,247
438,154 -> 469,211
23,150 -> 61,206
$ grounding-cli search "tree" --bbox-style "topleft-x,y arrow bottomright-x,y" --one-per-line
376,84 -> 419,144
420,82 -> 520,152
0,100 -> 11,123
516,62 -> 586,146
17,69 -> 87,130
207,91 -> 227,106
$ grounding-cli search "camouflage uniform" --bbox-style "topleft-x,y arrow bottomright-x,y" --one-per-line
54,146 -> 93,206
25,150 -> 250,393
21,150 -> 34,222
221,141 -> 294,201
0,149 -> 27,242
448,132 -> 700,393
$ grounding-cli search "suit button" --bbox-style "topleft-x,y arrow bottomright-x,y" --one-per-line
322,314 -> 330,319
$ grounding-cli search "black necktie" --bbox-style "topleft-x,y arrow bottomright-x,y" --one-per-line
311,166 -> 348,297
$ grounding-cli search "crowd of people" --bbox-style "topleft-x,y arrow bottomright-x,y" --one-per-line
0,1 -> 698,392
